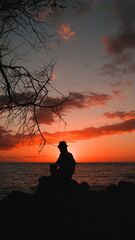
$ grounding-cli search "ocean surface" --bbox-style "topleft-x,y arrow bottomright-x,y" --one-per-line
0,162 -> 135,201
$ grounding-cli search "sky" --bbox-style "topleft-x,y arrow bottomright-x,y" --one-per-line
0,0 -> 135,162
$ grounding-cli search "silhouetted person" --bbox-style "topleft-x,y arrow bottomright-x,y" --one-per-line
50,141 -> 76,179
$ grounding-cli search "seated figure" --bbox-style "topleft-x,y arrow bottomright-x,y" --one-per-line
50,141 -> 76,179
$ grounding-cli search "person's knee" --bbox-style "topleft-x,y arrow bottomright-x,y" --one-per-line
50,164 -> 57,175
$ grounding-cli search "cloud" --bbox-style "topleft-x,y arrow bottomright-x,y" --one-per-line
41,118 -> 135,145
112,90 -> 123,97
101,62 -> 135,78
0,126 -> 10,135
34,91 -> 113,124
0,91 -> 37,107
0,90 -> 114,126
1,118 -> 135,149
101,63 -> 125,77
0,135 -> 18,149
57,24 -> 76,40
0,132 -> 20,150
111,79 -> 132,87
34,108 -> 56,125
101,64 -> 133,85
103,0 -> 135,67
67,91 -> 112,108
103,111 -> 135,120
103,32 -> 135,59
0,126 -> 23,150
100,1 -> 135,78
35,0 -> 95,22
101,62 -> 134,77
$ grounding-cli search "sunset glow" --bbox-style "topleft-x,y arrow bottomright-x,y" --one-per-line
0,0 -> 135,162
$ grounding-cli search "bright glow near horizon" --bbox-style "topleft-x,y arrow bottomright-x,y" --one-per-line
0,0 -> 135,162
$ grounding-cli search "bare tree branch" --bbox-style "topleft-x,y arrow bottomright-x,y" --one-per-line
0,0 -> 83,149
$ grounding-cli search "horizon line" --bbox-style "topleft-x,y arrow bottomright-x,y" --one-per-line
0,161 -> 135,163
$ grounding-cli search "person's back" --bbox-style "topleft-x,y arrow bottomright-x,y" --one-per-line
51,141 -> 76,179
58,151 -> 76,179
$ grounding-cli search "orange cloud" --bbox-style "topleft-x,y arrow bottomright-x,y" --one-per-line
43,119 -> 135,144
1,119 -> 135,150
103,111 -> 135,120
58,24 -> 75,40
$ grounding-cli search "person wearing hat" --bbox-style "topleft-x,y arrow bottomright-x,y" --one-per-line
50,141 -> 76,179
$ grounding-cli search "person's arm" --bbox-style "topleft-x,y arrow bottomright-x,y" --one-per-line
54,154 -> 61,169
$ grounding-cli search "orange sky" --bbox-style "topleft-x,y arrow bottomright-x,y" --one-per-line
0,0 -> 135,162
0,127 -> 135,162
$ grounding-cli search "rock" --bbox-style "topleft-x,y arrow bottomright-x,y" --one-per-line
0,176 -> 135,239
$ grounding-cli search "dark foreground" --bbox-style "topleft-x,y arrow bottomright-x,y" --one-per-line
0,175 -> 135,240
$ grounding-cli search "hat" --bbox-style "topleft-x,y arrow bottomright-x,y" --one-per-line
57,141 -> 68,148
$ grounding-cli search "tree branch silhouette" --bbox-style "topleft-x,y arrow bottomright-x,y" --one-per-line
0,0 -> 82,149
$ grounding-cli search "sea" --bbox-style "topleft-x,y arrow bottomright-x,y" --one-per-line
0,162 -> 135,201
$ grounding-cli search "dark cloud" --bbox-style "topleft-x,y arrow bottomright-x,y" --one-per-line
0,91 -> 36,107
0,90 -> 114,126
103,111 -> 135,120
100,62 -> 134,77
35,91 -> 113,124
67,91 -> 113,108
103,31 -> 135,59
0,133 -> 19,150
103,0 -> 135,69
99,118 -> 135,133
34,108 -> 56,125
0,126 -> 10,135
0,125 -> 21,149
101,63 -> 125,77
101,64 -> 133,85
101,62 -> 135,78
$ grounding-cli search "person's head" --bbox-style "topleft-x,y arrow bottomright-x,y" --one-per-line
57,141 -> 68,152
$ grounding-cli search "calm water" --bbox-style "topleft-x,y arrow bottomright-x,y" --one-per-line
0,162 -> 135,200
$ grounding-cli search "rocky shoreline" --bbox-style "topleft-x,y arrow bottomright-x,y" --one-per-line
0,175 -> 135,239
